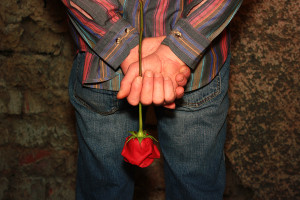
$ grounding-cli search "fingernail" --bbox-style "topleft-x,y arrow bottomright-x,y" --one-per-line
177,76 -> 184,82
180,67 -> 188,73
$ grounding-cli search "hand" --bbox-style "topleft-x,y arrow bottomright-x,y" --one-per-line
120,36 -> 166,74
117,45 -> 191,108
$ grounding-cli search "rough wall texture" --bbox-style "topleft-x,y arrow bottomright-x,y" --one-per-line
0,0 -> 77,199
226,0 -> 299,199
0,0 -> 298,199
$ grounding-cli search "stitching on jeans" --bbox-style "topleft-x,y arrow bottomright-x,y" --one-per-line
74,93 -> 119,115
181,75 -> 221,108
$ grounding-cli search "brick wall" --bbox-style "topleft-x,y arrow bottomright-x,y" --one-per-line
0,0 -> 299,199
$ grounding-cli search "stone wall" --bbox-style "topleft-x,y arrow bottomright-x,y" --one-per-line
0,0 -> 77,199
0,0 -> 298,199
226,0 -> 299,199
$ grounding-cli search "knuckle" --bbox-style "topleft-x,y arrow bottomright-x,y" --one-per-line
165,94 -> 175,104
127,97 -> 139,106
153,97 -> 164,105
141,99 -> 152,106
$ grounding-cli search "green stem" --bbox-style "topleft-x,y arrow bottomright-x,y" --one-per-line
138,103 -> 143,134
139,1 -> 143,77
138,0 -> 144,137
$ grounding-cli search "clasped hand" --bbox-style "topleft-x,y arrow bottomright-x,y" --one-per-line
117,36 -> 190,109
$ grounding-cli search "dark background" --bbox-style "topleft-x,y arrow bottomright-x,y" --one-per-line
0,0 -> 299,199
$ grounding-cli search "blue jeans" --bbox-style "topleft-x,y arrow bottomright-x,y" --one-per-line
69,52 -> 230,200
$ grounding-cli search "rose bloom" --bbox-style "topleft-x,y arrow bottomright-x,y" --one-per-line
121,136 -> 160,168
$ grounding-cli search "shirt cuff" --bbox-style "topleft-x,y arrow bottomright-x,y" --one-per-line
161,19 -> 211,70
93,19 -> 139,70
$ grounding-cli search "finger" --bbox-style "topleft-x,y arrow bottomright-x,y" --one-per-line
153,72 -> 164,105
127,76 -> 142,106
120,45 -> 139,73
180,66 -> 191,79
140,70 -> 154,105
117,63 -> 139,99
175,73 -> 187,87
163,76 -> 176,104
175,86 -> 185,99
163,102 -> 176,109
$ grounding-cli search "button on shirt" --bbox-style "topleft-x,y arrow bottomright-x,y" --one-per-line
61,0 -> 243,91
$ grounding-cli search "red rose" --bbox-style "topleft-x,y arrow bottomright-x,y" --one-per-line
121,136 -> 160,168
121,1 -> 161,168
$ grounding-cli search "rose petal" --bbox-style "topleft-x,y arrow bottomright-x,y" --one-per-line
121,137 -> 160,168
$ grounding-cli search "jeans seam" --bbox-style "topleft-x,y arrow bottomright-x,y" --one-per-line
181,75 -> 221,108
74,93 -> 119,115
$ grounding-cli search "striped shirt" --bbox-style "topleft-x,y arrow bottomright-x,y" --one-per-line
61,0 -> 242,91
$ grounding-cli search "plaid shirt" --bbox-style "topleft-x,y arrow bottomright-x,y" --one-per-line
61,0 -> 242,91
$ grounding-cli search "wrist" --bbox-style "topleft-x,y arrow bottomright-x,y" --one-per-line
155,45 -> 185,66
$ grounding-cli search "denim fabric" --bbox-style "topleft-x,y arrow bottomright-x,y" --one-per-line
69,52 -> 230,200
155,56 -> 230,200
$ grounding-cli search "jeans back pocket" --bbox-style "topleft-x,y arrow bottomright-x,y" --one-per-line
72,53 -> 119,115
176,55 -> 230,111
176,75 -> 221,111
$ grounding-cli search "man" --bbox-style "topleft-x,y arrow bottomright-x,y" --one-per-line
61,0 -> 242,199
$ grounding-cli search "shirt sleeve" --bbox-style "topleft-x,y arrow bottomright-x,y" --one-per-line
60,0 -> 139,70
161,0 -> 243,69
